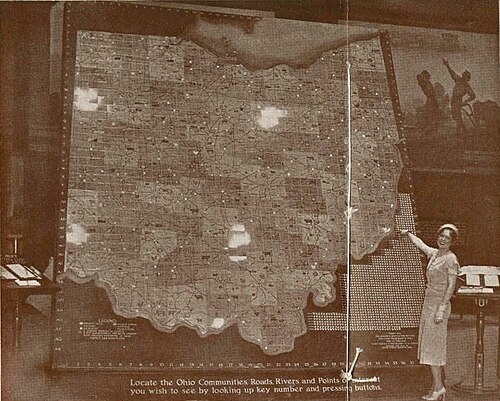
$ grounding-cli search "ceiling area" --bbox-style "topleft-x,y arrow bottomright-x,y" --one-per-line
1,1 -> 497,33
147,0 -> 498,33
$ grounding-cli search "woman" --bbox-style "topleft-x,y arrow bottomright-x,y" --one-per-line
401,224 -> 459,401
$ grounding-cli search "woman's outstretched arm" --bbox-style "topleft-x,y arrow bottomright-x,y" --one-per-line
400,230 -> 434,257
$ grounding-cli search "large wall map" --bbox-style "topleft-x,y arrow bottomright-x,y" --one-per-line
54,14 -> 420,370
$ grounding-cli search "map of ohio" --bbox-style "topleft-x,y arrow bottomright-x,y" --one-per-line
64,25 -> 401,354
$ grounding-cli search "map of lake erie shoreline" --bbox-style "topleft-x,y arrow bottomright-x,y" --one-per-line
63,24 -> 402,355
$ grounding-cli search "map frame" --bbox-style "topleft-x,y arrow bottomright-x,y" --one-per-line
50,1 -> 422,372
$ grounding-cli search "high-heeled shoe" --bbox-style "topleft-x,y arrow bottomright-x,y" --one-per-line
422,387 -> 446,401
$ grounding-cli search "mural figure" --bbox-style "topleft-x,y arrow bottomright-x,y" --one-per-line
433,82 -> 450,123
416,70 -> 440,134
442,59 -> 476,135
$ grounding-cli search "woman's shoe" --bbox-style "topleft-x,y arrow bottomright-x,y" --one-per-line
422,387 -> 446,401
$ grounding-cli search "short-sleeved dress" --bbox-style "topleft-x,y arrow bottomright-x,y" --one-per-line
418,248 -> 459,366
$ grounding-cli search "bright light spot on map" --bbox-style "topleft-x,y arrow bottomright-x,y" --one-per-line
227,224 -> 250,262
228,224 -> 251,248
229,255 -> 247,262
211,317 -> 225,329
256,106 -> 288,129
66,223 -> 90,245
74,87 -> 101,111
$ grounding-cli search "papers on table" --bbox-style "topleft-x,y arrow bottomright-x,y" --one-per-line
2,264 -> 44,287
459,265 -> 500,288
466,273 -> 480,286
5,264 -> 39,279
484,275 -> 500,287
1,266 -> 17,280
4,264 -> 42,279
457,286 -> 494,294
459,265 -> 500,275
14,279 -> 41,287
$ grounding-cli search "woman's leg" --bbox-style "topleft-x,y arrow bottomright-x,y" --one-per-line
424,367 -> 434,397
430,365 -> 444,391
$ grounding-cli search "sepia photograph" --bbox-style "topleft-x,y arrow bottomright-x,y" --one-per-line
1,1 -> 499,400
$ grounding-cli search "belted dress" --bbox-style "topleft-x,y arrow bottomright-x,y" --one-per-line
417,247 -> 459,366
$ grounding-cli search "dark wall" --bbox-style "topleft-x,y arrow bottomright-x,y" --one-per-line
413,172 -> 500,266
0,2 -> 58,267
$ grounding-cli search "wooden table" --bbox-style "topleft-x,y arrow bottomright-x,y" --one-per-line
452,288 -> 500,395
1,277 -> 61,350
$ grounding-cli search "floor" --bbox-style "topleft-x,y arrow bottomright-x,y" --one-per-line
1,302 -> 499,401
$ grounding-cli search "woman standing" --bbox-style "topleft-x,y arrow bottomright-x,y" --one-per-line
401,224 -> 459,401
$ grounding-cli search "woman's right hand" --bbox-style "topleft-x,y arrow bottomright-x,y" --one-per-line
400,229 -> 409,236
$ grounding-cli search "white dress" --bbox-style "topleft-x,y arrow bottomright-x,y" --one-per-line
417,246 -> 459,366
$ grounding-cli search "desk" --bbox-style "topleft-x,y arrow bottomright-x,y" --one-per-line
452,289 -> 500,395
1,277 -> 61,350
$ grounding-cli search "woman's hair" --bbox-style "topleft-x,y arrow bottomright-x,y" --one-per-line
438,225 -> 458,243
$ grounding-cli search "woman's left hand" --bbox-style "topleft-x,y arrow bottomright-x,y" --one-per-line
434,303 -> 447,323
434,314 -> 444,324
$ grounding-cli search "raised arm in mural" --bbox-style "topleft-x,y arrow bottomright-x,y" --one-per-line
442,59 -> 476,135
